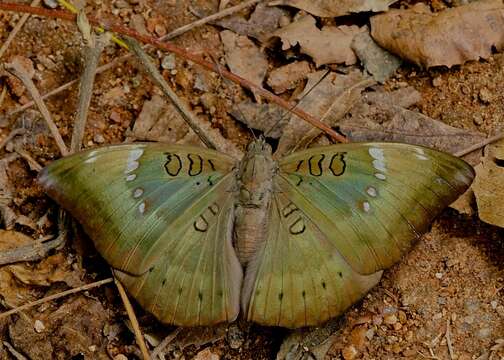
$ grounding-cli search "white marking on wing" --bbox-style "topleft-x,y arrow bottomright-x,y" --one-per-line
366,186 -> 377,197
133,188 -> 144,198
375,173 -> 386,180
138,201 -> 146,214
363,201 -> 371,212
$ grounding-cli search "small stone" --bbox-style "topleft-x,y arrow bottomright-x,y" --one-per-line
155,24 -> 167,37
161,54 -> 176,70
479,87 -> 492,103
34,320 -> 45,333
473,113 -> 484,126
372,315 -> 383,326
88,345 -> 97,352
109,111 -> 122,123
43,0 -> 58,8
114,355 -> 128,360
432,76 -> 443,87
463,315 -> 474,324
365,328 -> 375,340
432,312 -> 443,321
491,300 -> 498,309
435,272 -> 443,279
194,348 -> 219,360
93,133 -> 105,143
383,314 -> 398,325
342,345 -> 358,360
398,311 -> 407,324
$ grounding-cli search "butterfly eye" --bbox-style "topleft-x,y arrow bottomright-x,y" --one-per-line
240,188 -> 251,200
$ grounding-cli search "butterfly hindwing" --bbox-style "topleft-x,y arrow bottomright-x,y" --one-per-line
243,142 -> 473,327
242,184 -> 383,328
39,143 -> 243,326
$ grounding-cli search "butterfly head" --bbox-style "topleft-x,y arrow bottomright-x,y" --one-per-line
245,137 -> 272,157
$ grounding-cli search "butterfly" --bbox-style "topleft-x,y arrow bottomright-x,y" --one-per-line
38,138 -> 474,328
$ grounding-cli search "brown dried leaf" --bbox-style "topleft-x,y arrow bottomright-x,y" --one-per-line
215,3 -> 289,42
270,0 -> 398,17
230,100 -> 288,139
221,30 -> 268,88
473,139 -> 504,228
131,95 -> 189,143
339,94 -> 486,156
370,0 -> 504,68
267,61 -> 311,94
271,15 -> 364,67
351,29 -> 402,83
276,70 -> 373,156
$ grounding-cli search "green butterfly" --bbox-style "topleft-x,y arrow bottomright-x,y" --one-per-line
38,139 -> 474,328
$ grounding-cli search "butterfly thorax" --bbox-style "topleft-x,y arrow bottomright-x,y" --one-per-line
234,139 -> 277,265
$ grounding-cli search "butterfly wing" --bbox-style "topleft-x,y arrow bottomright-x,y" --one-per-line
243,142 -> 474,327
39,143 -> 242,326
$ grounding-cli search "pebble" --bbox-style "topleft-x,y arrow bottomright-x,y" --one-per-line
342,345 -> 358,360
93,133 -> 105,144
383,314 -> 398,325
432,76 -> 443,87
479,87 -> 492,103
161,54 -> 176,70
34,319 -> 45,333
113,355 -> 128,360
194,348 -> 219,360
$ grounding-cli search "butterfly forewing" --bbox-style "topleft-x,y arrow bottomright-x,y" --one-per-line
39,143 -> 243,326
276,142 -> 474,275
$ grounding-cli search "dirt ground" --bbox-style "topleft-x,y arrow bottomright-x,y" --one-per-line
0,0 -> 502,359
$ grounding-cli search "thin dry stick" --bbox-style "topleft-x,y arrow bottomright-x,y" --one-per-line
14,146 -> 43,171
0,231 -> 65,266
445,319 -> 454,360
0,0 -> 41,60
4,60 -> 69,156
6,0 -> 265,117
71,28 -> 110,152
114,277 -> 150,360
125,36 -> 217,150
454,133 -> 504,157
151,328 -> 181,359
0,277 -> 114,320
2,341 -> 28,360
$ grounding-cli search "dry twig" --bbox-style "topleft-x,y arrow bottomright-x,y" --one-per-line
445,319 -> 454,360
0,231 -> 65,266
454,132 -> 504,157
0,277 -> 114,320
71,21 -> 111,152
151,328 -> 181,359
4,59 -> 69,156
114,276 -> 150,360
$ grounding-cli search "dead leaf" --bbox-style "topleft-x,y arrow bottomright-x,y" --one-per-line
271,15 -> 364,67
230,100 -> 288,138
267,60 -> 311,94
215,3 -> 289,42
276,70 -> 373,156
473,139 -> 504,227
270,0 -> 398,17
351,29 -> 402,83
450,188 -> 475,215
7,253 -> 83,288
339,94 -> 486,156
370,0 -> 504,68
130,94 -> 189,143
220,30 -> 268,89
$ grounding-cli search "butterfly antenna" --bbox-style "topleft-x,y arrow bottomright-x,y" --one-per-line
263,70 -> 331,140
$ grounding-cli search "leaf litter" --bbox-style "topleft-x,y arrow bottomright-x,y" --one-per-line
0,0 -> 503,359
